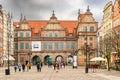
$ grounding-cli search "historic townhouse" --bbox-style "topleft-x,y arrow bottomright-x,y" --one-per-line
14,7 -> 98,66
0,5 -> 3,65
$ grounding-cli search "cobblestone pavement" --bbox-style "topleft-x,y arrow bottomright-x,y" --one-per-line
0,66 -> 120,80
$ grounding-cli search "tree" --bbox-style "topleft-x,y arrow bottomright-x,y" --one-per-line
100,33 -> 113,71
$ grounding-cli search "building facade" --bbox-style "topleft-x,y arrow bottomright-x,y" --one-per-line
14,8 -> 98,66
0,5 -> 3,65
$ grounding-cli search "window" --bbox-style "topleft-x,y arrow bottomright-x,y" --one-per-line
33,43 -> 39,48
26,32 -> 29,37
90,43 -> 93,47
54,43 -> 58,50
89,37 -> 93,40
25,43 -> 29,49
43,43 -> 47,49
90,26 -> 94,32
34,33 -> 38,37
69,33 -> 73,37
48,42 -> 52,50
71,42 -> 75,49
14,43 -> 18,49
83,26 -> 87,32
20,43 -> 24,49
55,32 -> 58,37
20,32 -> 23,37
49,32 -> 52,37
60,42 -> 64,50
66,42 -> 70,49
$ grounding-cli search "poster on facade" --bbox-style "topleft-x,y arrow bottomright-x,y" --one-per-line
32,41 -> 41,51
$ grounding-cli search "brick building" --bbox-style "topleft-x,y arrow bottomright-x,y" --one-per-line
14,7 -> 98,66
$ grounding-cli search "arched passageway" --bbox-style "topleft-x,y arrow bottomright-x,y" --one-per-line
44,55 -> 51,65
32,55 -> 40,65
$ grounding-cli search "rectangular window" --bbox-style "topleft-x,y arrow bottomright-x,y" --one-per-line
48,42 -> 52,50
69,33 -> 73,37
25,43 -> 29,49
20,32 -> 23,37
83,26 -> 87,32
89,37 -> 93,40
66,42 -> 70,49
34,33 -> 38,37
71,42 -> 75,49
54,43 -> 58,50
60,42 -> 64,50
26,32 -> 29,37
43,43 -> 47,49
20,43 -> 24,49
15,43 -> 18,49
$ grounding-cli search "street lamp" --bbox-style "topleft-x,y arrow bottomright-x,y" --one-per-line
85,35 -> 88,73
5,13 -> 12,75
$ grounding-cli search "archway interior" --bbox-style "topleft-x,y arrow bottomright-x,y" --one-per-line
32,56 -> 40,65
67,55 -> 73,64
44,55 -> 51,64
55,55 -> 63,62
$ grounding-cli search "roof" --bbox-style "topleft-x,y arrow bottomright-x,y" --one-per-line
14,20 -> 78,36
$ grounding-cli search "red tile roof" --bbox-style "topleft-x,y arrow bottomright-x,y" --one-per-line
14,20 -> 78,36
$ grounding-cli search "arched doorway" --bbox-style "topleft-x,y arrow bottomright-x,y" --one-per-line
32,56 -> 40,65
44,55 -> 51,65
67,55 -> 73,64
55,55 -> 63,62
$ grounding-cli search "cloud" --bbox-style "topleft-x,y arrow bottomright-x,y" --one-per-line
0,0 -> 115,25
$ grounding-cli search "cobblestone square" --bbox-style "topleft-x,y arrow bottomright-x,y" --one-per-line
0,66 -> 120,80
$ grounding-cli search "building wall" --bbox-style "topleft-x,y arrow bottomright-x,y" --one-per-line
77,8 -> 98,66
102,1 -> 113,37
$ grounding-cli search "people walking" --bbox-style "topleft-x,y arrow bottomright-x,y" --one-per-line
56,62 -> 59,72
14,65 -> 17,72
37,62 -> 41,72
18,63 -> 22,72
22,63 -> 25,72
26,62 -> 30,72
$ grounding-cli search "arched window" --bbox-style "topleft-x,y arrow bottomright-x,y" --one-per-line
90,26 -> 94,32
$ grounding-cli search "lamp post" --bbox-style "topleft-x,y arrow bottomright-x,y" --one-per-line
85,35 -> 88,73
5,13 -> 12,75
28,51 -> 32,69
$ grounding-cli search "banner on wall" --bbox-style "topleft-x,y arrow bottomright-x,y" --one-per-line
32,41 -> 41,51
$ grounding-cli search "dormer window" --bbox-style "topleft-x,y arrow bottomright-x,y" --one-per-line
69,33 -> 73,37
34,33 -> 38,37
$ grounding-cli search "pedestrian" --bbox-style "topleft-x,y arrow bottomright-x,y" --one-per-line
26,62 -> 30,72
18,63 -> 22,72
56,62 -> 59,72
22,63 -> 25,72
14,65 -> 17,72
53,62 -> 56,70
63,62 -> 66,68
37,62 -> 41,72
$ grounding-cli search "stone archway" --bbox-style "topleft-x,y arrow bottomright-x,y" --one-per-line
32,55 -> 40,65
55,55 -> 63,62
67,55 -> 73,64
44,55 -> 51,65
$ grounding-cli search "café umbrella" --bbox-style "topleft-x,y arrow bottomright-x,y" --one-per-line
2,55 -> 15,61
90,57 -> 106,61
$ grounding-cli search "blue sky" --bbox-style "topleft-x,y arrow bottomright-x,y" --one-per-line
0,0 -> 114,25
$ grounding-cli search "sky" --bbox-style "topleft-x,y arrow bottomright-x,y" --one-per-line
0,0 -> 114,25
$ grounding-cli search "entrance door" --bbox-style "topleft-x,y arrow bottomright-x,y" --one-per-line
32,56 -> 40,65
44,55 -> 51,65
